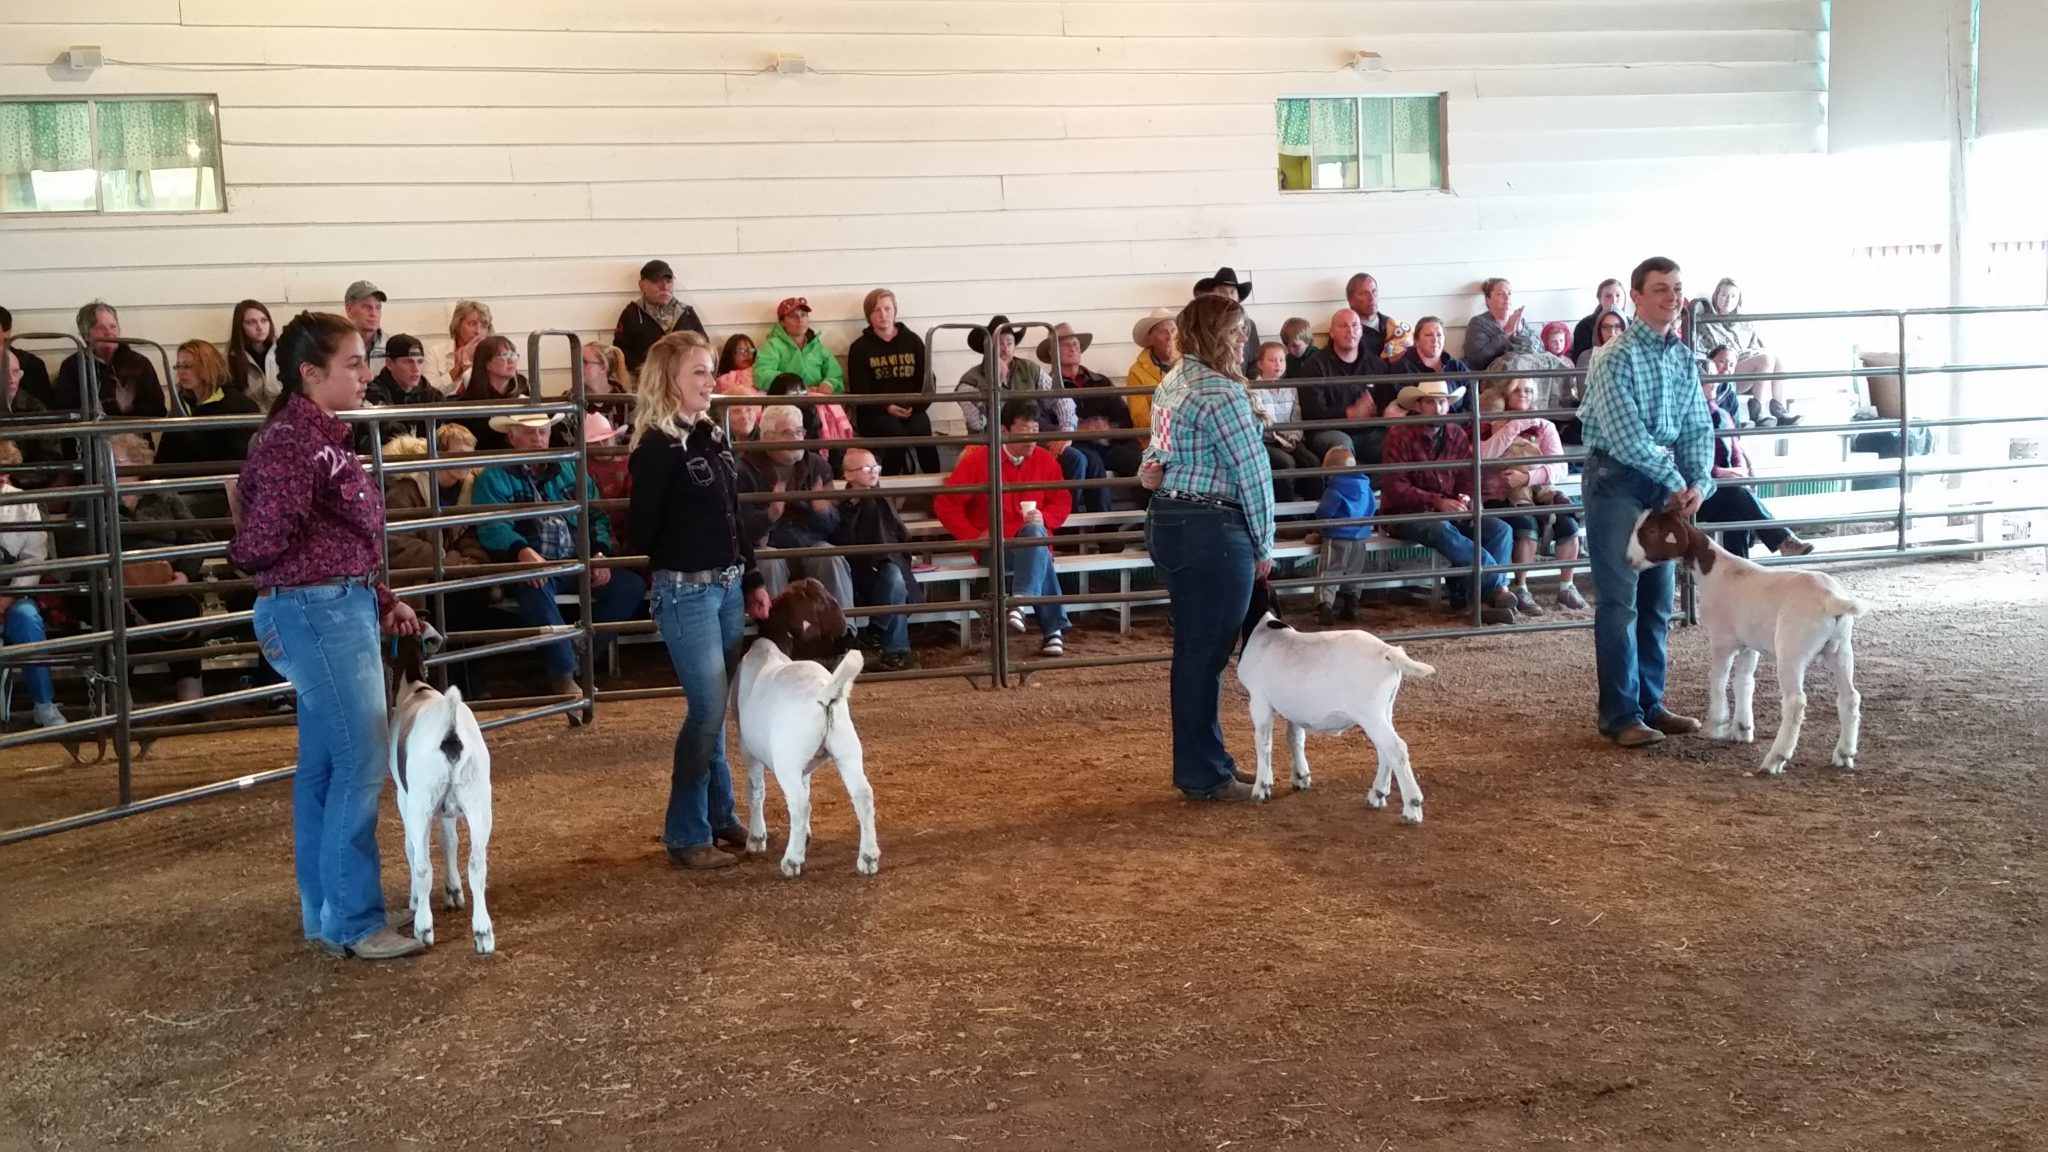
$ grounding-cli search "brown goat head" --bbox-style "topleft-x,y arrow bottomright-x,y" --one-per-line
759,578 -> 849,663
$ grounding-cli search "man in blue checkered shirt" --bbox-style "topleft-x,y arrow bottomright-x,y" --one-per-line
1579,257 -> 1716,749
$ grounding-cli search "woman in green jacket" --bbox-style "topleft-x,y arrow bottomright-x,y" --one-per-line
752,297 -> 845,392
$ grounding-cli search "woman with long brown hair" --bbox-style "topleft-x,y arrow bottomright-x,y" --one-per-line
456,334 -> 528,449
1137,294 -> 1274,802
226,299 -> 279,406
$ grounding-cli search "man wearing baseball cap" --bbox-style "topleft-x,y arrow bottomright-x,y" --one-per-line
343,280 -> 388,366
613,259 -> 706,374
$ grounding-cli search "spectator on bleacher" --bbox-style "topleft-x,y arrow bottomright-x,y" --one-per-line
379,433 -> 489,577
1294,308 -> 1383,463
1345,273 -> 1402,361
614,260 -> 706,375
754,297 -> 844,394
1125,308 -> 1179,432
1136,293 -> 1272,801
1579,256 -> 1713,748
1311,444 -> 1375,626
0,439 -> 66,730
226,300 -> 280,407
1541,322 -> 1573,361
1279,316 -> 1315,377
2,350 -> 64,485
1043,322 -> 1139,513
580,410 -> 634,555
738,404 -> 856,619
155,340 -> 259,520
1576,309 -> 1627,369
1694,371 -> 1813,559
935,398 -> 1073,658
1379,379 -> 1519,625
1462,278 -> 1538,370
1478,380 -> 1586,613
833,447 -> 920,671
954,315 -> 1075,438
471,411 -> 646,702
1572,280 -> 1626,360
1252,341 -> 1320,502
53,302 -> 166,418
581,341 -> 629,404
358,334 -> 438,447
440,299 -> 493,394
1382,316 -> 1475,419
764,371 -> 855,466
713,334 -> 764,440
343,281 -> 387,367
109,435 -> 210,702
1,307 -> 55,409
627,329 -> 771,869
435,423 -> 481,508
1193,267 -> 1261,375
847,288 -> 939,476
456,335 -> 528,450
1695,278 -> 1799,428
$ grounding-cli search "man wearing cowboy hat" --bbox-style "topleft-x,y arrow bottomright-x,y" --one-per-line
1040,321 -> 1139,513
471,411 -> 648,700
1192,267 -> 1262,376
1125,308 -> 1180,432
952,314 -> 1076,443
1378,378 -> 1519,625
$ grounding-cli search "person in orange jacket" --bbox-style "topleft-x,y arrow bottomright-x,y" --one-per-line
934,398 -> 1074,657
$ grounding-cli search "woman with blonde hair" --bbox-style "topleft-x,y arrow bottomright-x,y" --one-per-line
1694,277 -> 1798,426
156,339 -> 261,519
441,299 -> 494,393
1137,294 -> 1273,802
627,330 -> 772,870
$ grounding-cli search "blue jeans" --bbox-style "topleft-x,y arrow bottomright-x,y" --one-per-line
1388,515 -> 1513,604
253,581 -> 390,947
1009,522 -> 1069,638
652,573 -> 743,850
4,599 -> 54,706
872,563 -> 910,655
1062,444 -> 1110,514
1146,497 -> 1255,796
1583,452 -> 1677,735
507,568 -> 649,680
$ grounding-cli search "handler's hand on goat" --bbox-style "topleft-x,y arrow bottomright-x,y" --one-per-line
1668,486 -> 1705,518
747,587 -> 772,620
382,600 -> 423,637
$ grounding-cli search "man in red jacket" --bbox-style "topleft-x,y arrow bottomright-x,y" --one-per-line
934,399 -> 1073,657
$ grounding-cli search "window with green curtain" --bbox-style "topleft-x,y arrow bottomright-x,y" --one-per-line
1276,94 -> 1445,194
0,96 -> 224,215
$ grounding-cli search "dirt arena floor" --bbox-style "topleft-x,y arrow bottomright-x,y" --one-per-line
2,554 -> 2043,1150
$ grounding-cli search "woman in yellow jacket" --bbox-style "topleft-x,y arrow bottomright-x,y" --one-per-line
1125,308 -> 1180,432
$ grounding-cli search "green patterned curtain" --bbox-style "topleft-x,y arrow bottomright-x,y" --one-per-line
97,99 -> 219,172
1275,98 -> 1357,158
0,102 -> 92,176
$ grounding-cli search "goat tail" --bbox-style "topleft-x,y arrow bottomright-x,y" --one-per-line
432,688 -> 469,776
818,650 -> 865,711
1823,594 -> 1867,618
1386,646 -> 1436,680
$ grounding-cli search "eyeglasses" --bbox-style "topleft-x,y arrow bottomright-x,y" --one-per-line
491,351 -> 519,363
851,464 -> 882,475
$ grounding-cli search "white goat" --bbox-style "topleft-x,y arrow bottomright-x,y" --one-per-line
737,637 -> 879,878
1235,582 -> 1436,821
388,634 -> 495,953
1629,509 -> 1865,775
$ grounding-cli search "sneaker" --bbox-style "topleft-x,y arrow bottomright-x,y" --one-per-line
1647,710 -> 1702,736
1610,723 -> 1666,748
347,927 -> 426,961
1006,608 -> 1027,634
32,703 -> 66,728
668,844 -> 738,870
1777,537 -> 1815,558
1557,584 -> 1588,611
1039,633 -> 1065,658
1511,585 -> 1544,617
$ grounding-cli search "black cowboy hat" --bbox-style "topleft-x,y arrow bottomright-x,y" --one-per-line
1193,266 -> 1253,302
967,314 -> 1024,356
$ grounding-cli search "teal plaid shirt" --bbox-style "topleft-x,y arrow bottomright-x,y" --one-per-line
1579,318 -> 1716,499
1144,359 -> 1276,559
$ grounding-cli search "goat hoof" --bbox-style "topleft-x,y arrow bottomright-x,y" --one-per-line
443,888 -> 464,911
1249,782 -> 1272,803
1365,789 -> 1388,810
417,925 -> 435,948
746,835 -> 768,855
1402,799 -> 1424,826
1293,774 -> 1312,792
1736,727 -> 1756,744
474,927 -> 495,955
779,857 -> 805,879
1755,758 -> 1787,777
857,851 -> 880,876
1704,725 -> 1734,742
1832,750 -> 1856,770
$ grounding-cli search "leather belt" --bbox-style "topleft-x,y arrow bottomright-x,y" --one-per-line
1156,489 -> 1244,512
659,566 -> 743,586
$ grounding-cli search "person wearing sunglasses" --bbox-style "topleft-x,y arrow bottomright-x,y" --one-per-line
832,447 -> 920,671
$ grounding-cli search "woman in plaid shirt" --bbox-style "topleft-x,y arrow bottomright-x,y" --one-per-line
1139,295 -> 1274,802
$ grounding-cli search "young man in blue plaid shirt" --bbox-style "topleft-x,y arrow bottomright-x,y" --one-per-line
1579,257 -> 1716,748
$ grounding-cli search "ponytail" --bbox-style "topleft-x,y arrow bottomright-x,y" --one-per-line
270,311 -> 358,420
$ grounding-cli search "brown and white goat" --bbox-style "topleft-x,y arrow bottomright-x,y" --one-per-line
1631,509 -> 1865,776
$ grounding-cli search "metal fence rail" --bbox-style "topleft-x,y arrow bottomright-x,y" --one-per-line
3,304 -> 2044,844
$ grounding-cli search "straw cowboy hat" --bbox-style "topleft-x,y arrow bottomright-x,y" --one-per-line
1034,322 -> 1093,364
1193,266 -> 1253,301
580,410 -> 625,444
1394,378 -> 1467,409
1131,307 -> 1176,346
967,314 -> 1024,356
488,411 -> 565,433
